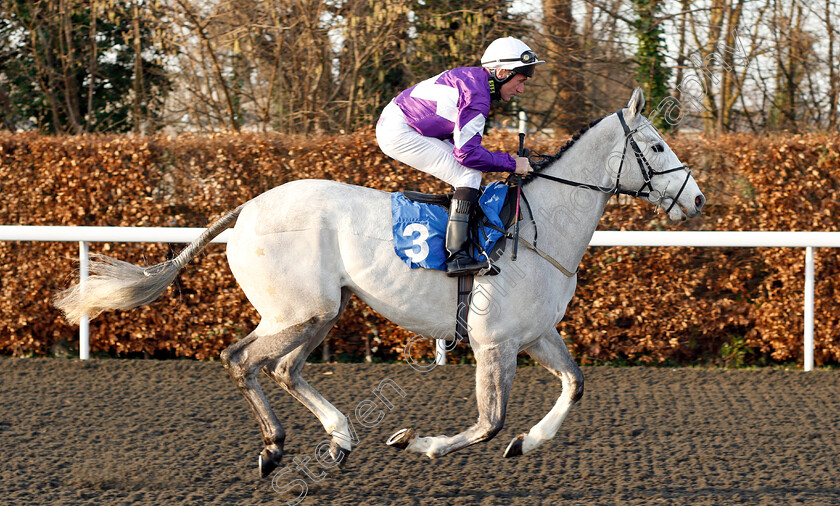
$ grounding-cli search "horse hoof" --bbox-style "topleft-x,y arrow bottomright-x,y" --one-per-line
385,428 -> 415,450
503,434 -> 525,458
259,447 -> 283,478
329,440 -> 351,469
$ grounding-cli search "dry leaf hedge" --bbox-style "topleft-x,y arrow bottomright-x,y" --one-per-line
1,128 -> 839,366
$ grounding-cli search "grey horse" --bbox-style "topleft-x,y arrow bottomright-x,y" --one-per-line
55,88 -> 705,478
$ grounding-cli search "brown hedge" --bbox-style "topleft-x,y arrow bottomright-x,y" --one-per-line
1,128 -> 839,366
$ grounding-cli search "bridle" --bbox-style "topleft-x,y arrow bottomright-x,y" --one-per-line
495,109 -> 695,277
529,109 -> 693,215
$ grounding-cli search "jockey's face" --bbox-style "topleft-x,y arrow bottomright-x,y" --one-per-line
500,73 -> 528,102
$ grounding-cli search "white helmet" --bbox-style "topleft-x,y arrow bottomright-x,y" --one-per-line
481,37 -> 545,77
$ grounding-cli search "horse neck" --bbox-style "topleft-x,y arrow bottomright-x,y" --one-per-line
523,117 -> 621,269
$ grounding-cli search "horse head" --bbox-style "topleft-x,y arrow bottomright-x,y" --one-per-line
611,87 -> 706,221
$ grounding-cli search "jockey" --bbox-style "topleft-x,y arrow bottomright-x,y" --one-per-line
377,37 -> 544,277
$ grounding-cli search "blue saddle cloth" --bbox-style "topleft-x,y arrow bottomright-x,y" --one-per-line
391,182 -> 508,271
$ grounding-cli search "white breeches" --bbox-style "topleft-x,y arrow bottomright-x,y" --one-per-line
376,101 -> 483,190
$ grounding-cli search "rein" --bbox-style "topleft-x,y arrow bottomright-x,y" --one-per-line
486,222 -> 578,277
498,109 -> 693,277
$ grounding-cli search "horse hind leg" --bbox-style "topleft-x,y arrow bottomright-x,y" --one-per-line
263,289 -> 355,467
503,327 -> 584,458
221,307 -> 345,478
386,339 -> 518,458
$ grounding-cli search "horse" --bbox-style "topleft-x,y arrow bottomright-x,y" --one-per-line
54,87 -> 705,478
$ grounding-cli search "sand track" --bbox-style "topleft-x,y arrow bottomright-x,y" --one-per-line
1,358 -> 838,504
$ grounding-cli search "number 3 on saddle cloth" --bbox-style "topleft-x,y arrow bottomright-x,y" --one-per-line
391,181 -> 509,271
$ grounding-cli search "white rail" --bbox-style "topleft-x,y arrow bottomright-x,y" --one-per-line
0,226 -> 833,370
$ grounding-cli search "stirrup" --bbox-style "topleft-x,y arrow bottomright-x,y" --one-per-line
477,263 -> 501,277
445,251 -> 498,277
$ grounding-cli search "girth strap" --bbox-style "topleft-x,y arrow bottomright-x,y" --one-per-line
455,275 -> 473,343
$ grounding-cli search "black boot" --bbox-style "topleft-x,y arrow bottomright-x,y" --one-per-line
445,188 -> 491,277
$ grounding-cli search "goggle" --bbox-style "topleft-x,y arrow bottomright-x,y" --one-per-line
483,50 -> 539,66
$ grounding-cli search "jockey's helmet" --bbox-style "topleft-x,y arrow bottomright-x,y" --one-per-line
481,37 -> 546,81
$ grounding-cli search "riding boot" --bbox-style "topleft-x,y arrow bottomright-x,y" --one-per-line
445,188 -> 491,277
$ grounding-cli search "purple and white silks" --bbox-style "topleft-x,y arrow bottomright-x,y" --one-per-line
394,67 -> 515,173
376,67 -> 515,190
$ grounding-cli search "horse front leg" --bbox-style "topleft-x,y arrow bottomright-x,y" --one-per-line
503,327 -> 584,457
386,339 -> 518,458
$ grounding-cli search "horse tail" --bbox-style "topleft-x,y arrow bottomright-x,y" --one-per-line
53,204 -> 246,325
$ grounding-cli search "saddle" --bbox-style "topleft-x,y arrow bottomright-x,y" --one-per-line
402,185 -> 520,262
401,183 -> 524,344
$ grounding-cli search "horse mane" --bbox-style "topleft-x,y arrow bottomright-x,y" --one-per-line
522,115 -> 607,187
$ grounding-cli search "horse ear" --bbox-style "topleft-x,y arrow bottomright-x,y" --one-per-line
627,87 -> 646,118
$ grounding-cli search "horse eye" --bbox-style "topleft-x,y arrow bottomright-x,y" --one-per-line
652,143 -> 664,153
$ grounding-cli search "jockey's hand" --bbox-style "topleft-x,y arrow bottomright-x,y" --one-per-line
514,156 -> 532,175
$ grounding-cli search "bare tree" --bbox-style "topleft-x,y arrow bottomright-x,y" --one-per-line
541,0 -> 588,132
9,0 -> 839,134
824,0 -> 837,129
333,0 -> 411,132
159,0 -> 413,133
765,0 -> 815,131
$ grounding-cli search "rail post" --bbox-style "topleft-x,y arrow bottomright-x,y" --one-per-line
436,339 -> 446,366
79,241 -> 90,360
804,246 -> 814,371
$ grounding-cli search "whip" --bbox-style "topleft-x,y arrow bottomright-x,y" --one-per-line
513,110 -> 526,260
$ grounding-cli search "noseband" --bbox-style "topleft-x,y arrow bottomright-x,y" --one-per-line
530,109 -> 692,214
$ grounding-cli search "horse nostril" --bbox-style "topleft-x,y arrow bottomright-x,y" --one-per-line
695,194 -> 705,210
